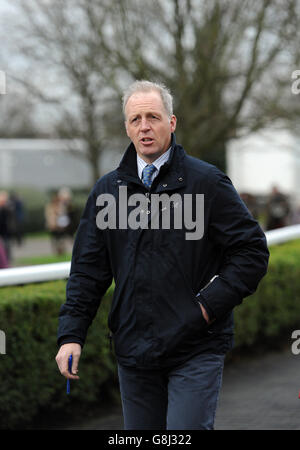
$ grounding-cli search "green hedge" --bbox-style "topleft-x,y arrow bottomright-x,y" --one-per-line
234,239 -> 300,348
0,239 -> 300,429
0,281 -> 116,430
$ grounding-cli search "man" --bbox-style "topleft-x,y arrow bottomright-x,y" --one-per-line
266,185 -> 290,230
56,80 -> 269,429
0,190 -> 14,264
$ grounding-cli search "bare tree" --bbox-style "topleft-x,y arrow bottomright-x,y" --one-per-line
0,92 -> 39,137
95,0 -> 300,169
3,0 -> 300,176
5,0 -> 124,185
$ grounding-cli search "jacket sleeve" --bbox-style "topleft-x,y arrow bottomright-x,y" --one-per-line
57,186 -> 113,347
199,173 -> 269,320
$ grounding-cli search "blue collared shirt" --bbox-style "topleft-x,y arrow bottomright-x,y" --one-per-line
137,148 -> 171,183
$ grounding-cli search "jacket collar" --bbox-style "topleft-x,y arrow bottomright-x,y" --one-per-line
116,133 -> 187,192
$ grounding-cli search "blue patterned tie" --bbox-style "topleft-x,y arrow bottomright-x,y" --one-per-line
142,164 -> 156,189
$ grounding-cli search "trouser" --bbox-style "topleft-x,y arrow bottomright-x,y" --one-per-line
117,352 -> 225,430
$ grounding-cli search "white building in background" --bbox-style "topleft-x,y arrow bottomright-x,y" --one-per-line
226,129 -> 300,205
1,132 -> 299,202
0,139 -> 122,190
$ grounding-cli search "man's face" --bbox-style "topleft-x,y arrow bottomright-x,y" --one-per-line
125,90 -> 177,163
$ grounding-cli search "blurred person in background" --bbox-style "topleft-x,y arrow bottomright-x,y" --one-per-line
45,188 -> 75,255
0,190 -> 14,264
0,238 -> 9,269
45,191 -> 66,255
240,192 -> 259,220
57,187 -> 76,239
266,185 -> 290,230
9,192 -> 25,246
289,201 -> 300,225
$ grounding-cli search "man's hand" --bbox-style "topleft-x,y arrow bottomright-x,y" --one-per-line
55,343 -> 81,380
199,302 -> 214,325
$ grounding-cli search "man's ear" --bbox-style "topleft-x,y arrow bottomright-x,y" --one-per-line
170,115 -> 177,133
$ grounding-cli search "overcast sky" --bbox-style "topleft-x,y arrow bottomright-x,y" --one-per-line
0,1 -> 18,65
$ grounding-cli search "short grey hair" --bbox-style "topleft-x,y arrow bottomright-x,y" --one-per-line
122,80 -> 173,119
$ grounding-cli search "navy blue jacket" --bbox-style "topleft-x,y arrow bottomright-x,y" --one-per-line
57,134 -> 269,368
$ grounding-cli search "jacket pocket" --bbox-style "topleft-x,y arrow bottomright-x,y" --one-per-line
187,288 -> 209,333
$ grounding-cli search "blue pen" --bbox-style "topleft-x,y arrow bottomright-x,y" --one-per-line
66,354 -> 72,395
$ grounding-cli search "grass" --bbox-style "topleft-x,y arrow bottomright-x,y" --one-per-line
13,253 -> 72,266
269,239 -> 300,263
23,231 -> 52,239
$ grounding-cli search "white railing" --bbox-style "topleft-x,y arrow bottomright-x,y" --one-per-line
0,224 -> 300,287
264,224 -> 300,246
0,262 -> 71,287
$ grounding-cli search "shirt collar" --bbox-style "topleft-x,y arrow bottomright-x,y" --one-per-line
137,147 -> 171,179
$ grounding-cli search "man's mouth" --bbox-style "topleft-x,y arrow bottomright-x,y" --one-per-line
140,138 -> 154,144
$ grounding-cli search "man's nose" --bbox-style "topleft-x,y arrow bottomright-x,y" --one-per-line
140,117 -> 150,131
